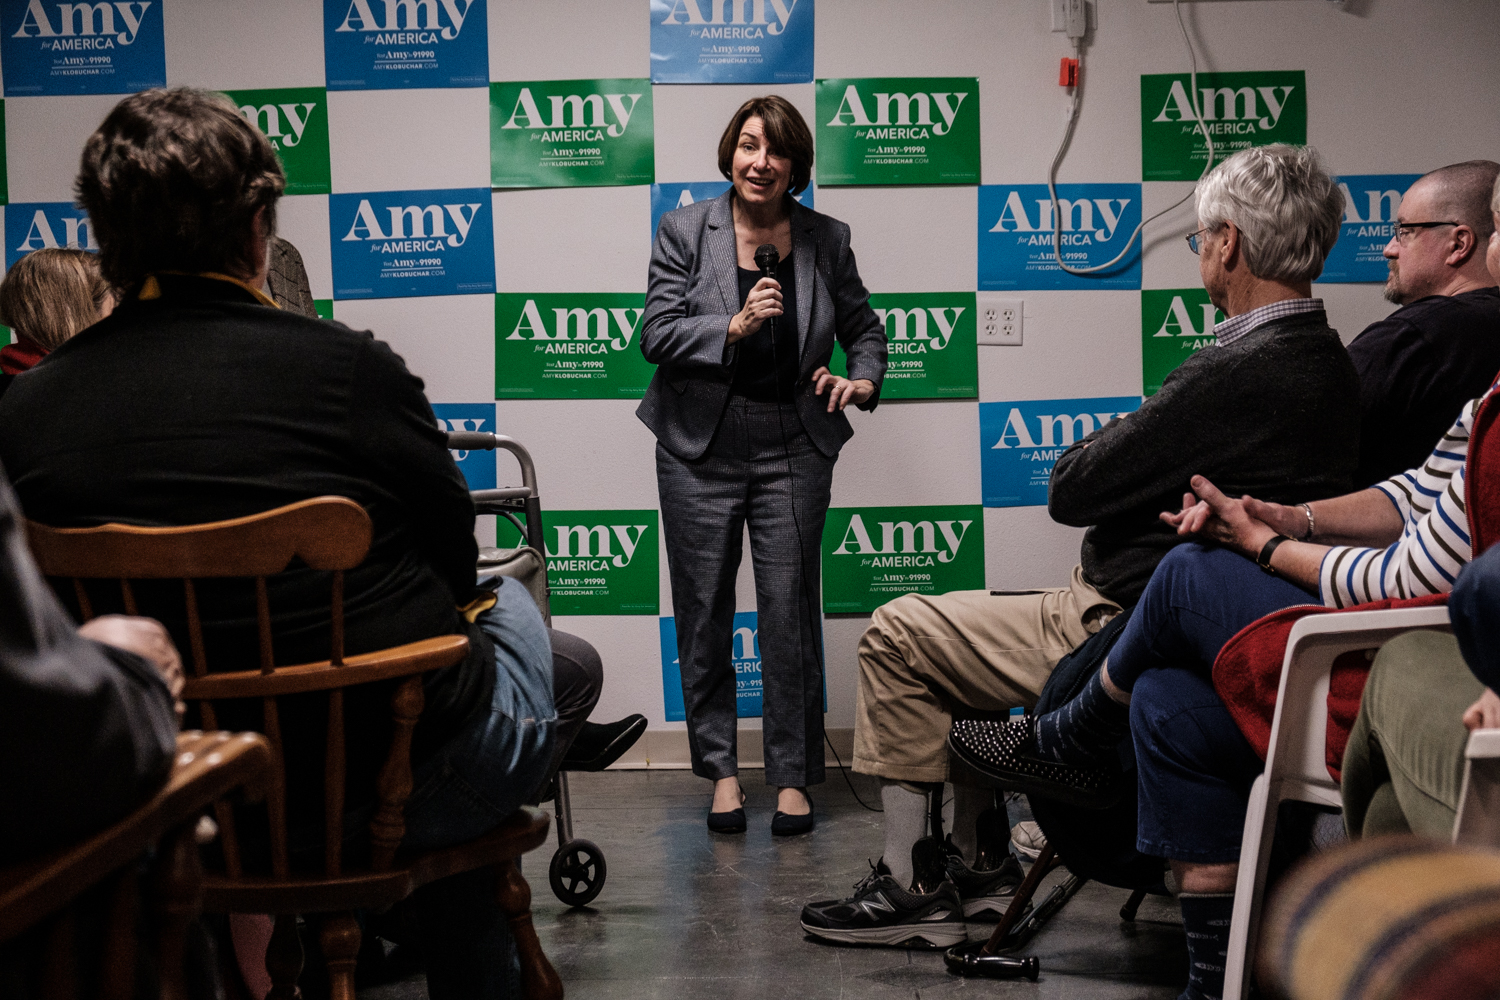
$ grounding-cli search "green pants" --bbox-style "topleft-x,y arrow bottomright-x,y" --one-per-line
1342,630 -> 1484,838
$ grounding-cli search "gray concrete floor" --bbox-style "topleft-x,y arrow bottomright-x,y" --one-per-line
361,768 -> 1188,999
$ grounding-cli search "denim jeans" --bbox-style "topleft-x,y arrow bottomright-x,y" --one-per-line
395,576 -> 556,1000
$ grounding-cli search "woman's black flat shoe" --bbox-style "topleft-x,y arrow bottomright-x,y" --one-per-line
707,807 -> 747,834
771,793 -> 814,837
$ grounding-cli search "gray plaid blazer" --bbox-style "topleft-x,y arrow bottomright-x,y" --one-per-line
637,190 -> 887,460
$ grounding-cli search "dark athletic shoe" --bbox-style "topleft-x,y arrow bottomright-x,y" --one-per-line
943,846 -> 1025,919
948,717 -> 1125,810
800,860 -> 966,948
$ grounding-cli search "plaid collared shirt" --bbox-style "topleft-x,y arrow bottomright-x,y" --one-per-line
1213,297 -> 1325,346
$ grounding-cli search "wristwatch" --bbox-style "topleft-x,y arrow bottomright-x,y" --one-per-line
1256,535 -> 1291,576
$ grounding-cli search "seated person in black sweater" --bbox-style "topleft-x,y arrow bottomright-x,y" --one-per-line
1346,159 -> 1500,486
804,144 -> 1360,949
0,88 -> 585,1000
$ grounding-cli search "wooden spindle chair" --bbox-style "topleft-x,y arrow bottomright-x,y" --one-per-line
26,497 -> 564,1000
0,730 -> 274,1000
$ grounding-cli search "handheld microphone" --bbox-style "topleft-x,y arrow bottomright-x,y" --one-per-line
754,243 -> 779,277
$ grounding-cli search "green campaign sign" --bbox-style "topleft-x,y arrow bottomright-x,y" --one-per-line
224,86 -> 331,196
829,292 -> 976,399
496,509 -> 659,616
313,300 -> 334,320
1140,288 -> 1224,397
1140,71 -> 1305,182
815,77 -> 979,186
822,504 -> 984,613
495,293 -> 655,399
490,78 -> 654,188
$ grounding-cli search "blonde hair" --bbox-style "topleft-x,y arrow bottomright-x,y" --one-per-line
0,248 -> 108,351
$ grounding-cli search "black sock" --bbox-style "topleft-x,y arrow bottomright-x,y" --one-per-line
1031,669 -> 1130,765
1178,892 -> 1233,1000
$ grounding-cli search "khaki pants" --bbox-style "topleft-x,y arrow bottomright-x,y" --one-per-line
853,565 -> 1120,784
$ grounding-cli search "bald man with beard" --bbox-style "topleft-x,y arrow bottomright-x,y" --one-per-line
1346,159 -> 1500,487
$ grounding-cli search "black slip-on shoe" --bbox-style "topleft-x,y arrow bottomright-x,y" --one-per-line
800,860 -> 966,949
772,791 -> 814,837
561,714 -> 648,772
948,718 -> 1125,810
707,806 -> 747,833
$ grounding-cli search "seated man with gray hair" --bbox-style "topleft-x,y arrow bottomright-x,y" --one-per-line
801,145 -> 1361,954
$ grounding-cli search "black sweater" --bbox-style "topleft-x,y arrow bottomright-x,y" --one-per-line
1049,311 -> 1361,606
1346,287 -> 1500,488
0,275 -> 490,825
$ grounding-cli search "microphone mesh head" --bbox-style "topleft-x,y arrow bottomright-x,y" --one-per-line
754,243 -> 779,273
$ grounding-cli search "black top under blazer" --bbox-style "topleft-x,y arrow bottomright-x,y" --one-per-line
637,190 -> 888,460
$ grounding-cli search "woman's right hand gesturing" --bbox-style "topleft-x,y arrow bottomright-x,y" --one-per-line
727,277 -> 783,343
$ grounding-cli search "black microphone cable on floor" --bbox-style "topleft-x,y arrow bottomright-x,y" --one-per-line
755,241 -> 882,815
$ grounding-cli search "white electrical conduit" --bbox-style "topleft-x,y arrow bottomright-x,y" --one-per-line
1049,0 -> 1215,275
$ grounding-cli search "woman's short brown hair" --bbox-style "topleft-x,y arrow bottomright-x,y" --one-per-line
717,96 -> 814,196
74,87 -> 286,287
0,248 -> 107,351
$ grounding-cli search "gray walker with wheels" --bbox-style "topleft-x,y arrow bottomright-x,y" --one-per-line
446,429 -> 610,908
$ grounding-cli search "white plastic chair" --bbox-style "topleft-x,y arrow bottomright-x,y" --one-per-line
1221,604 -> 1454,1000
1454,726 -> 1500,846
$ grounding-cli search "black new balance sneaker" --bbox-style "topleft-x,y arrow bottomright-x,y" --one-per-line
942,844 -> 1024,918
800,860 -> 966,948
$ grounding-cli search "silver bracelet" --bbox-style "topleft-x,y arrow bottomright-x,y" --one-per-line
1298,502 -> 1316,541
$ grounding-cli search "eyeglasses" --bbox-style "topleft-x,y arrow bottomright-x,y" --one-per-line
1390,221 -> 1461,244
1186,227 -> 1217,255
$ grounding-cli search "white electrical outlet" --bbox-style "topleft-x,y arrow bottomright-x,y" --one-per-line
1051,0 -> 1095,32
977,295 -> 1023,346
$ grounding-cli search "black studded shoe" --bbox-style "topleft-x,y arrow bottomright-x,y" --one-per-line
948,717 -> 1126,811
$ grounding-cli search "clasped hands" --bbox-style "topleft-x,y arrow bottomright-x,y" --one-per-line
727,276 -> 875,412
79,614 -> 186,722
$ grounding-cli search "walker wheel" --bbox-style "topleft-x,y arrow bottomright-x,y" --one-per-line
549,839 -> 606,907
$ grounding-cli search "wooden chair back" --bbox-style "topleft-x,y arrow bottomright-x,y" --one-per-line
25,498 -> 470,885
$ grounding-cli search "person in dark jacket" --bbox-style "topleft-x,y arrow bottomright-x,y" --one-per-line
806,145 -> 1360,952
1346,160 -> 1500,487
0,87 -> 583,1000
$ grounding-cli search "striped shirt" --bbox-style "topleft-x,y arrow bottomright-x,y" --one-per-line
1319,391 -> 1489,608
1214,297 -> 1326,347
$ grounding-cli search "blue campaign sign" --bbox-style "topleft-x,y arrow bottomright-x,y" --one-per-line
660,611 -> 763,721
1,0 -> 165,96
978,184 -> 1142,291
1317,174 -> 1421,284
650,0 -> 813,84
4,201 -> 96,270
650,181 -> 812,242
329,188 -> 495,300
431,403 -> 497,490
980,396 -> 1141,507
323,0 -> 488,91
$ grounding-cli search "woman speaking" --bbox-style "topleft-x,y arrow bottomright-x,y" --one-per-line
639,96 -> 887,836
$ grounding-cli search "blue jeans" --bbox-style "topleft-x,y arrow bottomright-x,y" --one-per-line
396,576 -> 556,1000
1119,545 -> 1315,862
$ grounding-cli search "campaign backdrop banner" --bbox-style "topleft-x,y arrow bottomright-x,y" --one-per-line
2,0 -> 165,96
1140,288 -> 1223,397
828,292 -> 977,399
978,184 -> 1141,290
322,0 -> 487,91
495,293 -> 652,399
650,0 -> 813,84
660,611 -> 763,720
432,402 -> 498,491
1140,70 -> 1306,182
980,396 -> 1141,507
5,201 -> 95,269
815,77 -> 979,186
1318,174 -> 1420,284
650,181 -> 812,242
0,102 -> 8,205
490,78 -> 654,188
329,188 -> 494,299
314,300 -> 334,320
224,86 -> 332,196
822,504 -> 984,613
495,510 -> 659,616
